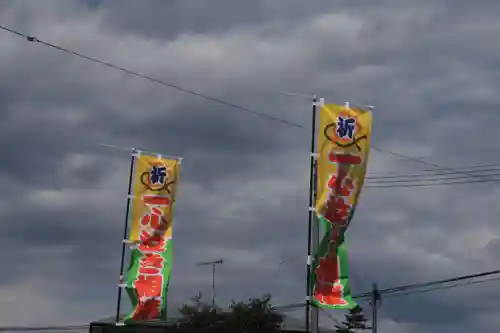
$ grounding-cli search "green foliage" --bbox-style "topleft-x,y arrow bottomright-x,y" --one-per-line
335,305 -> 369,333
176,293 -> 284,333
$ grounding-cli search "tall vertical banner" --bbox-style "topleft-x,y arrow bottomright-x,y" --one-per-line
123,153 -> 181,322
311,103 -> 372,309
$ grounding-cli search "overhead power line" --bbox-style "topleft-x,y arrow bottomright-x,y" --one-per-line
367,172 -> 500,184
374,147 -> 496,183
367,163 -> 500,178
0,25 -> 305,129
317,274 -> 500,330
366,164 -> 500,181
382,275 -> 500,299
275,268 -> 500,313
364,164 -> 500,188
319,308 -> 342,326
2,24 -> 496,182
0,303 -> 304,331
4,269 -> 499,331
365,177 -> 500,189
2,21 -> 500,333
367,162 -> 500,177
354,268 -> 500,299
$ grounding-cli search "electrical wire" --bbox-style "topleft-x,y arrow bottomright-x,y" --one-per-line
367,146 -> 500,187
353,268 -> 500,299
367,162 -> 500,177
4,270 -> 499,331
374,147 -> 497,183
2,22 -> 500,331
275,302 -> 308,312
367,173 -> 500,184
368,172 -> 500,184
365,177 -> 500,188
270,269 -> 500,314
0,303 -> 307,331
382,275 -> 500,299
2,23 -> 497,186
319,308 -> 342,326
366,165 -> 500,181
364,165 -> 500,188
3,23 -> 493,183
316,276 -> 500,331
0,25 -> 306,130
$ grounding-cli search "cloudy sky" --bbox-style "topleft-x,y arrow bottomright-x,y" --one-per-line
1,0 -> 500,332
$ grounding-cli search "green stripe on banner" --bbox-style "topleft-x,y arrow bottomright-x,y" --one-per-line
311,216 -> 357,309
123,240 -> 173,323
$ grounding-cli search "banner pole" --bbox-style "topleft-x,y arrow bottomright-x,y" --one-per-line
311,117 -> 320,333
115,151 -> 137,324
306,96 -> 318,333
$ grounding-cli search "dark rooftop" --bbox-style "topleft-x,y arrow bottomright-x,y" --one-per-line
91,313 -> 335,333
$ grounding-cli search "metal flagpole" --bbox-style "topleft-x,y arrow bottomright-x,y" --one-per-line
311,104 -> 320,333
115,150 -> 137,324
306,96 -> 319,333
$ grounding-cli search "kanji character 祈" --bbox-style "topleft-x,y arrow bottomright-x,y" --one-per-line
150,166 -> 167,185
336,116 -> 356,140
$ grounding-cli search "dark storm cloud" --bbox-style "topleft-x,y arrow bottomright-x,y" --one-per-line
2,1 -> 500,332
93,0 -> 336,39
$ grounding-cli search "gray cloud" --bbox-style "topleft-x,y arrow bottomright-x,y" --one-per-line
1,1 -> 500,332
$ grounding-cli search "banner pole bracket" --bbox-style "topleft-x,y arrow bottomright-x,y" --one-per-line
312,97 -> 324,107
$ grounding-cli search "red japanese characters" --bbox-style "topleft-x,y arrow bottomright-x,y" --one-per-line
313,256 -> 348,306
132,202 -> 170,320
323,167 -> 356,229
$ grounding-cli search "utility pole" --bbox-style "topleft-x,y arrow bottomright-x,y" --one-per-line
369,283 -> 381,333
196,259 -> 224,308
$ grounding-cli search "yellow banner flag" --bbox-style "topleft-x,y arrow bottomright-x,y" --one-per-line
312,103 -> 372,309
315,104 -> 372,220
124,153 -> 181,322
129,154 -> 180,242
